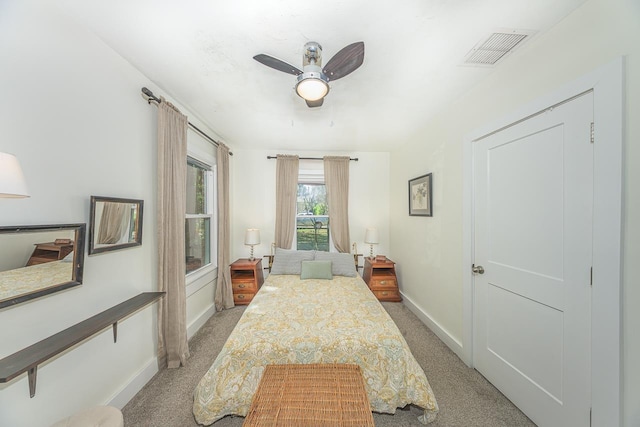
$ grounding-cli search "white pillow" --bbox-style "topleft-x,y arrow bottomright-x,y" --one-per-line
313,251 -> 357,277
270,248 -> 315,275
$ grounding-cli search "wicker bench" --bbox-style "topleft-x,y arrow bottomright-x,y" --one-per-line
244,364 -> 375,427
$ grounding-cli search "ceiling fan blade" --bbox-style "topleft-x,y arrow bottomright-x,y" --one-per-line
253,54 -> 302,75
305,98 -> 324,108
323,42 -> 364,81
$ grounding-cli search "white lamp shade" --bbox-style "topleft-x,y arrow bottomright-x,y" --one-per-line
364,228 -> 379,244
0,152 -> 29,198
244,229 -> 260,245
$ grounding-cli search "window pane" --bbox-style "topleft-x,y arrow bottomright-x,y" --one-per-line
297,184 -> 327,215
186,159 -> 208,215
296,184 -> 329,251
186,217 -> 210,274
296,215 -> 329,251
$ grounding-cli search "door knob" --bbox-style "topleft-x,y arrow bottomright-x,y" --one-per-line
472,264 -> 485,274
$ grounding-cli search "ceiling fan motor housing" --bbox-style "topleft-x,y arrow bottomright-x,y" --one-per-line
303,41 -> 323,66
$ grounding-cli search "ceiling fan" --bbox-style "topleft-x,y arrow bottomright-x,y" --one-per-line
253,41 -> 365,108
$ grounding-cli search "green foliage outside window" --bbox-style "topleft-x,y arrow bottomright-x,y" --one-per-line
296,184 -> 329,251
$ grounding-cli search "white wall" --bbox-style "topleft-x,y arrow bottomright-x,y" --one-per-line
389,0 -> 639,425
231,149 -> 390,265
0,3 -> 223,425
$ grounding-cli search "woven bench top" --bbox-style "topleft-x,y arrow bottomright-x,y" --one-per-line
243,364 -> 375,427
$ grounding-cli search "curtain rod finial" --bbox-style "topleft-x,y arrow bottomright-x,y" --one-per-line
141,87 -> 159,104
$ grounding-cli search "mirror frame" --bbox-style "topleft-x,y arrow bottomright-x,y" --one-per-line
89,196 -> 144,255
0,223 -> 86,309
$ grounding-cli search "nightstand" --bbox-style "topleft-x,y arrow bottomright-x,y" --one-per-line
230,258 -> 264,305
27,242 -> 74,266
362,257 -> 402,302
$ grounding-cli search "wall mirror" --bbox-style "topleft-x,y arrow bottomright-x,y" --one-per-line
0,223 -> 86,309
89,196 -> 143,255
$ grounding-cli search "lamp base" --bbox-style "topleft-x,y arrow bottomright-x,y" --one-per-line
249,245 -> 255,261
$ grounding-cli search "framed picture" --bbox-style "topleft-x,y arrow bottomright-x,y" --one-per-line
408,173 -> 433,216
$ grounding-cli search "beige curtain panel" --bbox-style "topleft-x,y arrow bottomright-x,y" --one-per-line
97,202 -> 128,244
157,97 -> 190,369
324,156 -> 351,253
215,142 -> 234,311
275,155 -> 299,249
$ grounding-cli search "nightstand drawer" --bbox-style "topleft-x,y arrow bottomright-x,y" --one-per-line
232,281 -> 258,292
372,289 -> 401,301
233,292 -> 255,305
369,276 -> 397,290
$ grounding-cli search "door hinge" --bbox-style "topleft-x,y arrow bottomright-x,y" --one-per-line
590,122 -> 595,144
590,267 -> 593,286
590,407 -> 592,426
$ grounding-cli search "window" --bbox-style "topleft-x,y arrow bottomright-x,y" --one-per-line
296,183 -> 329,251
186,157 -> 214,274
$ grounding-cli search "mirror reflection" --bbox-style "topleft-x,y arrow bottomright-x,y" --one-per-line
0,224 -> 86,309
89,196 -> 143,255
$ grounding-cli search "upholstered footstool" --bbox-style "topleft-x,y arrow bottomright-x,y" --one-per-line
51,405 -> 123,427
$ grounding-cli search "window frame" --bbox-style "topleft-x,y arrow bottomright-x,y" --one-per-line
295,161 -> 334,252
185,137 -> 218,296
295,182 -> 330,252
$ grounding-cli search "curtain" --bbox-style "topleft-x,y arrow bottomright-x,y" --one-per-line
324,156 -> 351,253
97,202 -> 128,244
274,155 -> 299,249
215,142 -> 234,311
157,97 -> 190,369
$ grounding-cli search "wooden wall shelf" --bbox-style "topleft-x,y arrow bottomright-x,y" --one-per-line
0,292 -> 164,397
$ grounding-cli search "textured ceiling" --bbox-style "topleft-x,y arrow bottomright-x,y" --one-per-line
54,0 -> 587,152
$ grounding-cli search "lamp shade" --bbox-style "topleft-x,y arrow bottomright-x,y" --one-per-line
0,152 -> 29,198
296,77 -> 329,101
295,66 -> 330,102
244,228 -> 260,245
364,228 -> 379,244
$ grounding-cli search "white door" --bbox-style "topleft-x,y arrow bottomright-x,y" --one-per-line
473,92 -> 593,426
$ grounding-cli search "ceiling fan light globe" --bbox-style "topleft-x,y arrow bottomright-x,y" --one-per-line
295,72 -> 329,101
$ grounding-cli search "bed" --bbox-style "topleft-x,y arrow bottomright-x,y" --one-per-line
0,259 -> 73,304
193,250 -> 438,425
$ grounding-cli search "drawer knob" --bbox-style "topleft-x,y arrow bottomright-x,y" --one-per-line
380,281 -> 386,285
237,294 -> 245,299
382,291 -> 388,296
239,284 -> 246,288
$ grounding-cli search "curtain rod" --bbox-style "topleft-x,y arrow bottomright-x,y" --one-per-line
141,87 -> 232,156
266,156 -> 358,161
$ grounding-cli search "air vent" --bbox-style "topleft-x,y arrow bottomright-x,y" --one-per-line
463,30 -> 535,67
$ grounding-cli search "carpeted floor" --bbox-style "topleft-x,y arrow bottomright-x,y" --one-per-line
123,302 -> 535,426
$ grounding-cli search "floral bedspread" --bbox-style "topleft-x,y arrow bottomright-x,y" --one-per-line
0,260 -> 72,304
193,274 -> 438,425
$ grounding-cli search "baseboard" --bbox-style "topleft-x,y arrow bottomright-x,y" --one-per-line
107,358 -> 158,409
187,304 -> 216,339
106,305 -> 215,409
400,291 -> 465,361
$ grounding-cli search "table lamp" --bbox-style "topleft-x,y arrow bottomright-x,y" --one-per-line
244,228 -> 260,261
364,228 -> 379,259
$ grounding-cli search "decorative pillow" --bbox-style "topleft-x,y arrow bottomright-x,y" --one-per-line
314,251 -> 357,277
270,248 -> 315,275
300,260 -> 333,280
